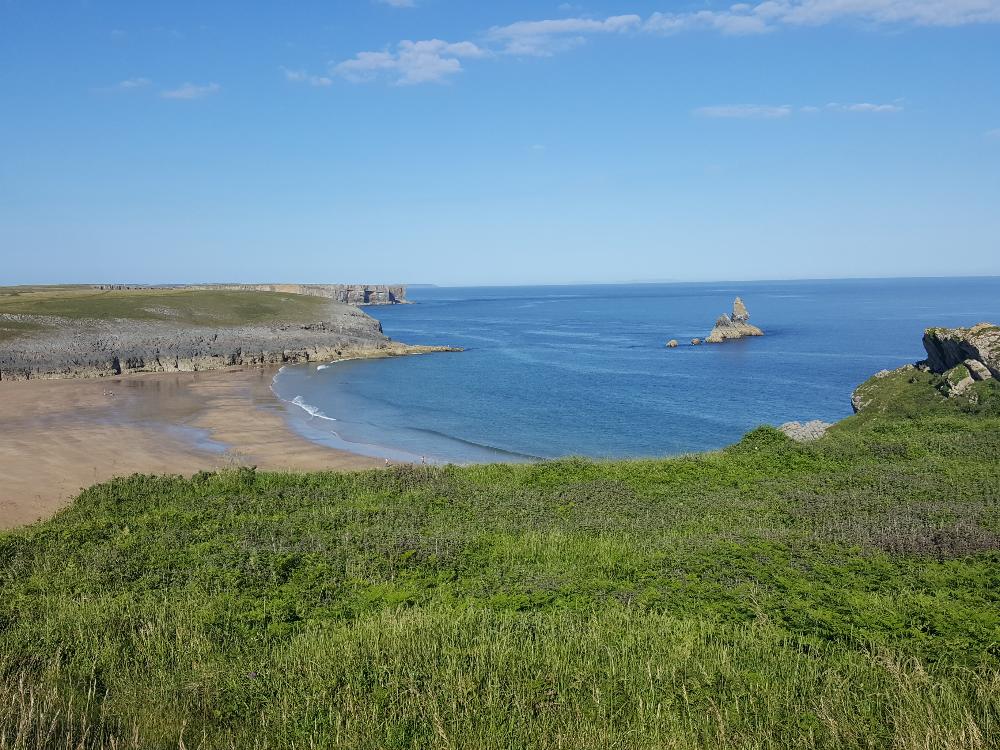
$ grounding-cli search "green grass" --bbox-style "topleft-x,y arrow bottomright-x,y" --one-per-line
0,286 -> 332,329
0,374 -> 998,747
847,367 -> 1000,423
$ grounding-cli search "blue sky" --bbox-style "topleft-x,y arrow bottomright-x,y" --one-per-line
2,1 -> 999,285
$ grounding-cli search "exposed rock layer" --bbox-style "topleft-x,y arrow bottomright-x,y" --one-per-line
93,284 -> 408,306
706,297 -> 764,343
0,304 -> 456,381
779,420 -> 833,442
851,322 -> 998,413
922,323 -> 999,378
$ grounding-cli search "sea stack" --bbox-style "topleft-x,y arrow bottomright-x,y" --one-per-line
706,297 -> 764,344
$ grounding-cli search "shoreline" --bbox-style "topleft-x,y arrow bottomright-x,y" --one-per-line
0,367 -> 385,529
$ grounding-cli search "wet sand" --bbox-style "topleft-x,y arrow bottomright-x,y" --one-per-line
0,369 -> 379,528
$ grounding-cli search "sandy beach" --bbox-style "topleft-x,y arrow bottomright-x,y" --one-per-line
0,368 -> 379,528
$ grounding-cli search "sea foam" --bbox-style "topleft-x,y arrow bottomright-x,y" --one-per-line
290,396 -> 337,421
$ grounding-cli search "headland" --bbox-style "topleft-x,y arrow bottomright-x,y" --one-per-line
0,284 -> 457,525
0,284 -> 453,381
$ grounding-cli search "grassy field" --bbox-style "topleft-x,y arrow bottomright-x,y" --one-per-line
0,370 -> 998,748
0,286 -> 333,329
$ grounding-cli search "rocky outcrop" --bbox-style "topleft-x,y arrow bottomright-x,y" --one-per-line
851,366 -> 913,413
851,322 -> 999,412
0,305 -> 457,381
915,323 -> 999,402
779,420 -> 833,442
94,284 -> 409,306
705,297 -> 764,344
666,340 -> 679,348
921,323 -> 999,379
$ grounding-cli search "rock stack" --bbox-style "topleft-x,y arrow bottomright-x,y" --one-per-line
705,297 -> 764,343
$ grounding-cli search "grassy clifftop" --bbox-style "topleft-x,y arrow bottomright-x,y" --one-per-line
0,285 -> 404,380
0,369 -> 998,747
0,286 -> 334,332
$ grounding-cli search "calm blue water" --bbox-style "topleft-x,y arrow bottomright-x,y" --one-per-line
271,278 -> 1000,463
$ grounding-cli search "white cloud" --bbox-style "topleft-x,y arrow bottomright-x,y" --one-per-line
325,3 -> 1000,85
825,101 -> 903,112
116,77 -> 150,90
696,101 -> 904,118
647,10 -> 770,35
646,1 -> 1000,36
755,0 -> 1000,27
282,67 -> 333,87
332,39 -> 488,85
488,14 -> 642,55
161,82 -> 221,100
93,78 -> 151,94
103,77 -> 151,92
695,104 -> 794,118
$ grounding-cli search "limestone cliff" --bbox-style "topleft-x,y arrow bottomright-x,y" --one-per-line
706,297 -> 764,343
851,322 -> 998,412
921,323 -> 999,379
94,284 -> 409,306
0,304 -> 455,381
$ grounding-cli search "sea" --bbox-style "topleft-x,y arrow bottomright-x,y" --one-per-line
270,278 -> 1000,464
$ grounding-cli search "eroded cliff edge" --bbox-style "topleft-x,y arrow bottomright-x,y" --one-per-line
0,290 -> 453,381
95,284 -> 409,306
851,322 -> 999,413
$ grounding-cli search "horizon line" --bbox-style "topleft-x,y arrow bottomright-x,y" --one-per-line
6,273 -> 1000,289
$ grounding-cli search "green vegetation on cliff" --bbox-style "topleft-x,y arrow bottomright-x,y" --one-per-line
0,286 -> 333,330
850,366 -> 1000,422
0,372 -> 998,748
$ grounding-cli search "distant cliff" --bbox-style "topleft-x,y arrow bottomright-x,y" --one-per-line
92,284 -> 409,306
0,315 -> 454,382
0,287 -> 452,381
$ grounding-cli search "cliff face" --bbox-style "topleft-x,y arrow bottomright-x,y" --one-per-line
0,305 -> 451,381
922,323 -> 999,378
706,297 -> 764,343
93,284 -> 409,306
851,322 -> 999,413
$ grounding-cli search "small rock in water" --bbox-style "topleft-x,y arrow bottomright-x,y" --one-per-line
691,338 -> 702,346
666,339 -> 679,348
